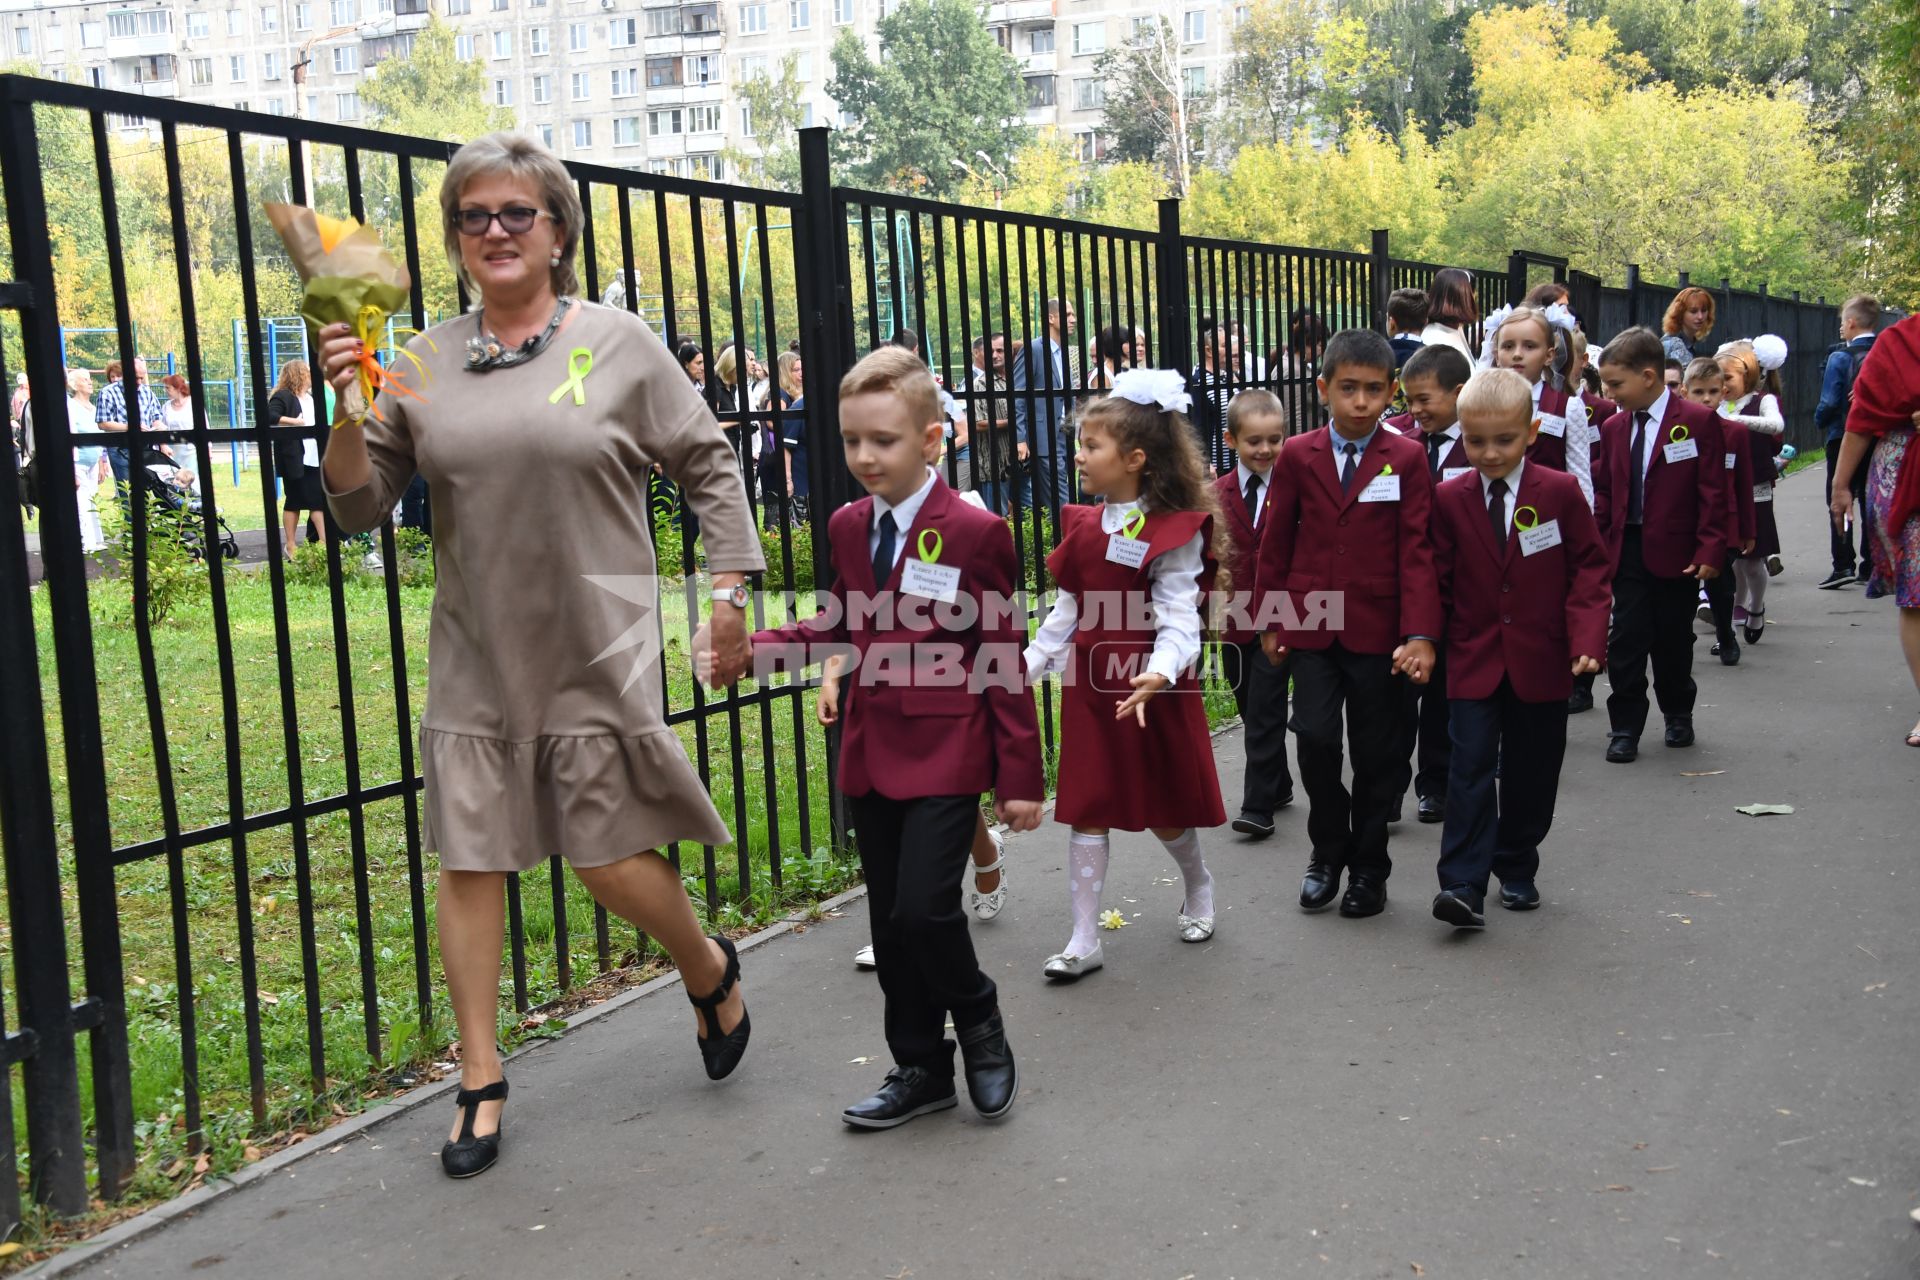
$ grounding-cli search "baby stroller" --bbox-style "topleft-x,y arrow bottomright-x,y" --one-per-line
140,458 -> 239,561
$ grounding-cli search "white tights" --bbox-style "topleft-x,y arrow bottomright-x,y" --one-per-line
1733,559 -> 1769,616
1060,827 -> 1215,957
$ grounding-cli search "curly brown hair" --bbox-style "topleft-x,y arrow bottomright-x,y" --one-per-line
1073,393 -> 1231,592
1662,286 -> 1716,340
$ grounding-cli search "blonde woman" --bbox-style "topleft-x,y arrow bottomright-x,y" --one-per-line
267,359 -> 324,556
66,369 -> 108,553
317,132 -> 762,1179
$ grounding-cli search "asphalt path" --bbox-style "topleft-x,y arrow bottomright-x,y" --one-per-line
60,468 -> 1920,1280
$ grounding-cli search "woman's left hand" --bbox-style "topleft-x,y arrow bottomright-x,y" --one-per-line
1831,485 -> 1854,529
695,607 -> 752,688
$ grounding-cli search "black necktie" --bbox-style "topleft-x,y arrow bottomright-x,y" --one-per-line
1488,476 -> 1509,549
1339,441 -> 1359,494
1426,432 -> 1445,476
1244,472 -> 1262,527
1627,411 -> 1648,524
872,509 -> 896,586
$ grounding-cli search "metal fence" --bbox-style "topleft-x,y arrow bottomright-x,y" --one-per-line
0,76 -> 1849,1233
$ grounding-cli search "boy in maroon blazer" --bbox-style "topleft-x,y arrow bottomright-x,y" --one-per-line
1593,328 -> 1729,762
1215,389 -> 1292,838
730,348 -> 1044,1131
1429,369 -> 1611,927
1681,357 -> 1756,666
1255,329 -> 1442,920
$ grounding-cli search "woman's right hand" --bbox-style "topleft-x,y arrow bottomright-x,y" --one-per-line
1831,485 -> 1854,529
318,322 -> 363,396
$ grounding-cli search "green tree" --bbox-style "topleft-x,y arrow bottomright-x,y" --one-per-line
359,17 -> 513,143
827,0 -> 1030,195
1096,14 -> 1209,196
1223,0 -> 1322,147
723,53 -> 807,192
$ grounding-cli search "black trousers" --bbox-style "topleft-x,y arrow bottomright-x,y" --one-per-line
1606,526 -> 1699,738
1219,639 -> 1293,817
1704,555 -> 1735,642
1289,643 -> 1401,880
1393,643 -> 1452,802
1436,678 -> 1567,897
846,791 -> 995,1072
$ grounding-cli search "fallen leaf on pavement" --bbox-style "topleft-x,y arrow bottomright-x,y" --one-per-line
1411,1264 -> 1426,1276
1848,1176 -> 1878,1187
1646,1166 -> 1678,1173
848,1056 -> 872,1065
1735,803 -> 1795,816
1598,1184 -> 1632,1192
193,1152 -> 211,1175
1680,770 -> 1726,777
1864,982 -> 1888,992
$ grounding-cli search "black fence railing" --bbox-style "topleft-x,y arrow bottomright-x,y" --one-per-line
0,74 -> 1850,1234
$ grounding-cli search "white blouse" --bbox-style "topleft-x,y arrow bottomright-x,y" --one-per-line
1534,380 -> 1595,508
1024,498 -> 1206,686
1719,393 -> 1784,437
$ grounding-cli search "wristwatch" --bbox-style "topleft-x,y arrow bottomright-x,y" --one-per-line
711,582 -> 750,610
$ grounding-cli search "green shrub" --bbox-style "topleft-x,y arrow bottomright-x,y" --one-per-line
102,493 -> 207,628
392,526 -> 434,589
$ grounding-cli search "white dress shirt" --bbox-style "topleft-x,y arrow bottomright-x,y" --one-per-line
1631,389 -> 1670,485
1479,458 -> 1525,537
868,466 -> 938,570
1234,460 -> 1269,528
1024,498 -> 1207,686
1418,423 -> 1464,474
1534,379 -> 1594,507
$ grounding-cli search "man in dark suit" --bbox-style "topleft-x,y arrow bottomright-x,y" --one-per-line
1011,297 -> 1077,513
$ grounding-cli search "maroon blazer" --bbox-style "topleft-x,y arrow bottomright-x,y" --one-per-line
1592,395 -> 1728,578
1254,425 -> 1444,655
1717,416 -> 1757,549
1433,464 -> 1612,703
751,474 -> 1044,804
1582,393 -> 1617,469
1392,417 -> 1470,483
1212,468 -> 1274,643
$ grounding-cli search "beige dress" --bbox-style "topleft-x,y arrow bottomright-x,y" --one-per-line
326,301 -> 765,872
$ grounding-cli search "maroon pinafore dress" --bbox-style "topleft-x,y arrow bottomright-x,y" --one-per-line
1047,504 -> 1227,832
1526,384 -> 1574,472
1738,393 -> 1782,560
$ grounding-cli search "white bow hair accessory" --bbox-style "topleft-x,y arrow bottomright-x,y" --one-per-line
1751,333 -> 1788,371
1110,367 -> 1192,414
1541,302 -> 1579,334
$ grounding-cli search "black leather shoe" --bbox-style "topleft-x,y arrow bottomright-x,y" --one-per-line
1718,637 -> 1741,666
1500,881 -> 1541,911
441,1077 -> 507,1179
1416,794 -> 1445,824
1300,862 -> 1341,911
1431,888 -> 1485,928
1231,811 -> 1276,839
688,934 -> 751,1081
1386,798 -> 1404,824
1274,790 -> 1295,810
1567,685 -> 1595,714
1605,734 -> 1638,763
1817,569 -> 1855,589
1664,717 -> 1695,748
1339,875 -> 1387,918
956,1014 -> 1018,1120
842,1062 -> 959,1130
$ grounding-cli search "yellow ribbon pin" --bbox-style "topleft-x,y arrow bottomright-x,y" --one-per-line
917,529 -> 942,563
549,347 -> 594,406
1121,510 -> 1146,539
1513,505 -> 1540,532
1668,423 -> 1690,443
1380,464 -> 1394,476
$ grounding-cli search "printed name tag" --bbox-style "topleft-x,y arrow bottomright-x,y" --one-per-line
1725,451 -> 1738,469
899,557 -> 961,603
1754,484 -> 1774,504
1664,438 -> 1699,464
1358,473 -> 1401,503
1536,414 -> 1566,438
1441,467 -> 1474,483
1518,518 -> 1563,556
1106,533 -> 1149,568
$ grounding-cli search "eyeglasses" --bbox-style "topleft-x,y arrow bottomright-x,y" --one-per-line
455,206 -> 547,236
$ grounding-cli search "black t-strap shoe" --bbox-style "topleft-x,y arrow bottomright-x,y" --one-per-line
688,934 -> 752,1081
441,1077 -> 508,1179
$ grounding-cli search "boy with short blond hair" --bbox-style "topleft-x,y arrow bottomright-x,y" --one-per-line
1217,388 -> 1292,837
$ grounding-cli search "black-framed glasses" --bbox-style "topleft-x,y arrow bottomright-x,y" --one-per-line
455,206 -> 545,236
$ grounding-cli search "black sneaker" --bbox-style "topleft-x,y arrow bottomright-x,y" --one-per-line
842,1062 -> 959,1130
1817,569 -> 1856,590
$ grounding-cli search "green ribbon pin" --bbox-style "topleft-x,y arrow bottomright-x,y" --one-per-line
1121,510 -> 1146,539
548,347 -> 594,406
1380,464 -> 1394,476
917,529 -> 942,563
1513,504 -> 1540,531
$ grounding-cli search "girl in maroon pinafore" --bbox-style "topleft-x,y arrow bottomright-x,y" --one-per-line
1715,338 -> 1789,643
1024,371 -> 1228,982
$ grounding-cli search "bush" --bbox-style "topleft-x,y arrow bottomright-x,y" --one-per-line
759,518 -> 815,597
102,493 -> 207,628
392,526 -> 434,589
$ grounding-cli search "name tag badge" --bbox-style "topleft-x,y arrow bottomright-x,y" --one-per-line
1754,484 -> 1774,504
1536,414 -> 1567,438
1441,466 -> 1474,483
1518,518 -> 1563,557
1724,451 -> 1737,470
1664,438 -> 1700,464
900,557 -> 961,603
1358,472 -> 1401,503
1106,533 -> 1149,568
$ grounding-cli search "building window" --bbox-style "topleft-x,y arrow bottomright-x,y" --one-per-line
685,53 -> 719,84
645,7 -> 680,35
186,12 -> 211,39
491,29 -> 512,57
86,66 -> 108,88
1025,73 -> 1054,107
1073,77 -> 1103,110
455,33 -> 476,59
538,123 -> 554,147
333,45 -> 359,73
1183,64 -> 1206,95
833,0 -> 852,23
337,91 -> 360,119
1071,21 -> 1104,56
227,8 -> 246,34
648,107 -> 682,136
647,56 -> 682,86
529,25 -> 548,53
230,54 -> 246,80
567,21 -> 587,50
81,21 -> 105,48
330,0 -> 356,24
262,51 -> 283,79
1029,27 -> 1052,53
613,116 -> 641,146
492,0 -> 509,9
189,57 -> 214,85
1073,131 -> 1102,162
609,16 -> 636,46
266,96 -> 285,113
795,51 -> 812,79
737,53 -> 767,81
739,102 -> 753,136
688,102 -> 720,132
1182,9 -> 1204,43
445,0 -> 470,12
691,154 -> 723,180
108,11 -> 173,37
649,157 -> 687,178
570,70 -> 590,99
683,2 -> 719,33
610,66 -> 637,96
802,101 -> 814,126
789,0 -> 809,28
740,4 -> 766,33
492,78 -> 512,104
572,119 -> 592,149
45,23 -> 64,53
292,2 -> 311,29
531,73 -> 551,103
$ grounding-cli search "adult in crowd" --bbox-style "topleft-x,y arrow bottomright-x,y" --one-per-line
966,332 -> 1013,508
777,350 -> 810,528
1011,297 -> 1077,510
1829,312 -> 1920,747
267,359 -> 324,557
759,350 -> 801,528
1420,268 -> 1479,363
676,341 -> 706,393
66,369 -> 107,553
1190,316 -> 1230,468
1235,318 -> 1266,383
318,131 -> 760,1180
95,355 -> 165,494
1274,307 -> 1330,435
1086,324 -> 1132,393
1661,286 -> 1717,365
155,373 -> 202,497
1817,295 -> 1881,589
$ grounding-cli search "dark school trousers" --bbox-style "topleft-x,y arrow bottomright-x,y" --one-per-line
1606,525 -> 1699,738
1289,642 -> 1401,881
1437,677 -> 1568,897
1826,440 -> 1869,577
1218,638 -> 1293,818
1704,554 -> 1736,641
1394,642 -> 1451,802
845,791 -> 996,1073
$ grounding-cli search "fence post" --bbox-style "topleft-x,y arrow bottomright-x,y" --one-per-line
1625,264 -> 1642,328
1155,198 -> 1190,377
1368,229 -> 1390,333
1677,270 -> 1690,288
1506,251 -> 1527,306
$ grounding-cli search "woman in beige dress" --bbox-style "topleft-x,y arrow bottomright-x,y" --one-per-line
319,132 -> 761,1180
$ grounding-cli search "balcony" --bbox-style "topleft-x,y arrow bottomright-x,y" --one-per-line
990,0 -> 1053,25
1019,49 -> 1053,73
106,30 -> 177,60
393,0 -> 431,29
129,76 -> 180,97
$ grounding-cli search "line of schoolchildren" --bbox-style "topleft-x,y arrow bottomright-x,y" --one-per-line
704,301 -> 1789,1133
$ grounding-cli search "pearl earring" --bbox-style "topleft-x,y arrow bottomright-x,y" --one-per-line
549,253 -> 561,268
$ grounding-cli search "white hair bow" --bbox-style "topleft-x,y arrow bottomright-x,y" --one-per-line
1479,304 -> 1515,368
1542,302 -> 1579,334
1751,333 -> 1788,371
1111,367 -> 1192,414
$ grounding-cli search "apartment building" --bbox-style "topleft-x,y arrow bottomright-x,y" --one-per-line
1,0 -> 1237,174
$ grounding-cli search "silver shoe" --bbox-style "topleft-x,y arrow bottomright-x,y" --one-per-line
1042,943 -> 1104,981
965,830 -> 1009,923
853,944 -> 876,971
1178,911 -> 1215,943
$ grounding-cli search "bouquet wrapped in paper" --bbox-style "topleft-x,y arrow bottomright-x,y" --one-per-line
264,202 -> 426,424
